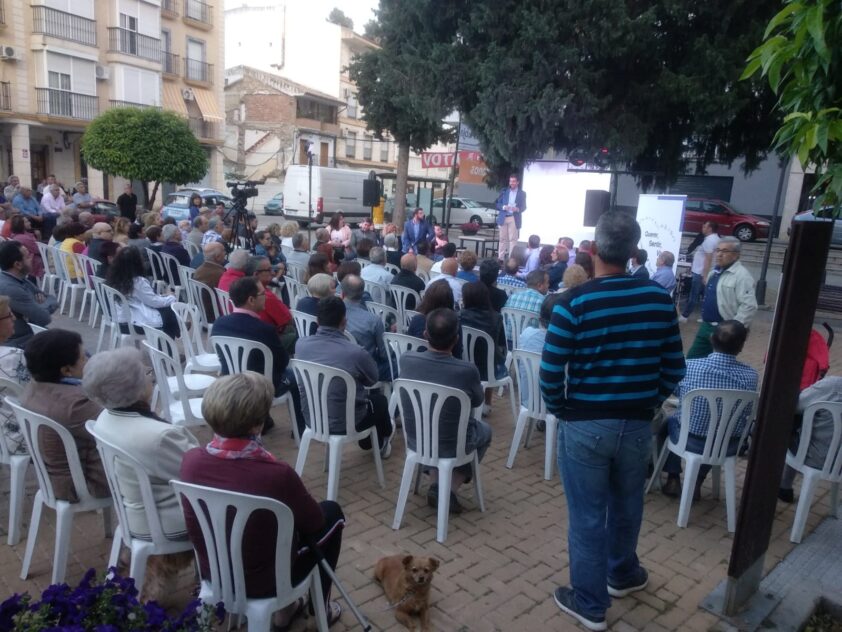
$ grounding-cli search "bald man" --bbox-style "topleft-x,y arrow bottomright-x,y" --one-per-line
426,257 -> 463,305
391,253 -> 426,307
87,222 -> 114,263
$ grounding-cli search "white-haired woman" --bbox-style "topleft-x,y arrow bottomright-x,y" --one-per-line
84,347 -> 198,602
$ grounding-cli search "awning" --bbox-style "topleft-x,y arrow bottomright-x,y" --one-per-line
193,87 -> 224,123
162,83 -> 188,117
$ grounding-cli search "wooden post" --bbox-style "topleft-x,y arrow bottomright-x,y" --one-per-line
723,220 -> 832,614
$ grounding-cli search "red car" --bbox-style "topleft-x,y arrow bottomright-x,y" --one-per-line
682,198 -> 770,242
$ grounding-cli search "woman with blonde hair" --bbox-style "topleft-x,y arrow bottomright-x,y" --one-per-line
112,217 -> 131,246
561,263 -> 589,290
280,221 -> 299,249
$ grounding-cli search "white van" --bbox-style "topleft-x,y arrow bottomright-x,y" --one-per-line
282,165 -> 370,225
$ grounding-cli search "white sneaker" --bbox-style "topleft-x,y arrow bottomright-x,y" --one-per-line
482,404 -> 492,417
697,318 -> 704,323
380,438 -> 392,459
678,315 -> 688,324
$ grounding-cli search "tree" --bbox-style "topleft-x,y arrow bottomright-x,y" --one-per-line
363,19 -> 381,45
742,0 -> 842,210
81,108 -> 208,209
349,1 -> 460,226
451,0 -> 783,188
327,8 -> 353,29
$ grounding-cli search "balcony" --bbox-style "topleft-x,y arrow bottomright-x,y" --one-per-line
108,28 -> 161,62
161,0 -> 178,18
109,100 -> 161,110
188,117 -> 217,141
183,0 -> 212,29
184,58 -> 213,85
35,88 -> 98,121
0,1 -> 6,26
0,82 -> 10,111
162,52 -> 180,78
32,6 -> 96,47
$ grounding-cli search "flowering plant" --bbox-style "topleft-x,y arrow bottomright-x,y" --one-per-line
0,568 -> 225,631
460,222 -> 481,235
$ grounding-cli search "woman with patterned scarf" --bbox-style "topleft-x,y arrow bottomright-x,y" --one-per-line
180,373 -> 345,629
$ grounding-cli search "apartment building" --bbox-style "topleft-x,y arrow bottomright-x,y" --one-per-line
0,0 -> 224,201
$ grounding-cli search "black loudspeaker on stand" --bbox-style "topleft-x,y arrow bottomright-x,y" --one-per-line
362,180 -> 380,208
583,190 -> 611,227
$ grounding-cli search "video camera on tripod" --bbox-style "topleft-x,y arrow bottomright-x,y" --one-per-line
226,180 -> 260,206
224,180 -> 260,251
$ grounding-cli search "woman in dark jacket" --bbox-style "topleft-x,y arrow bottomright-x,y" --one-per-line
407,281 -> 462,358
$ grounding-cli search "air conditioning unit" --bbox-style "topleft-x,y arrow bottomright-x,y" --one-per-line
182,88 -> 195,101
95,65 -> 110,80
0,46 -> 21,61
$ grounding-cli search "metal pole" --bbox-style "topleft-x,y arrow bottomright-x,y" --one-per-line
444,113 -> 461,228
755,157 -> 791,305
308,146 -> 313,220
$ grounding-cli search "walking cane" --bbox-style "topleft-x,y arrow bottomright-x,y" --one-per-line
304,535 -> 373,631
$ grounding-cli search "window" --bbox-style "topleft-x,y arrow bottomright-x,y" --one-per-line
186,38 -> 206,81
296,98 -> 337,124
48,71 -> 72,117
380,140 -> 389,162
363,135 -> 372,160
345,131 -> 356,158
119,13 -> 138,54
346,92 -> 357,118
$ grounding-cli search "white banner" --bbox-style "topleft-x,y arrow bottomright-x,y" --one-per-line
635,194 -> 686,276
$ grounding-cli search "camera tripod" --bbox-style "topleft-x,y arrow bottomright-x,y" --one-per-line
224,203 -> 256,252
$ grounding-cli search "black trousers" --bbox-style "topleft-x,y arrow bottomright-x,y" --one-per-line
119,307 -> 180,340
355,392 -> 392,450
291,500 -> 344,611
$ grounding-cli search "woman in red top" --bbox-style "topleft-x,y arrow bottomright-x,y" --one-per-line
179,373 -> 344,627
10,215 -> 44,279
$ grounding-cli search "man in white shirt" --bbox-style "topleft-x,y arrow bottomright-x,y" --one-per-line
680,221 -> 719,323
430,243 -> 457,275
39,184 -> 67,241
426,258 -> 463,305
360,246 -> 394,286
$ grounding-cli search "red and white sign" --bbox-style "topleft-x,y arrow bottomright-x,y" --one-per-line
421,152 -> 455,169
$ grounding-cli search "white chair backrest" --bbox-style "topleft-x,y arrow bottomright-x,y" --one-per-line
390,379 -> 472,465
210,336 -> 274,380
676,389 -> 759,463
280,244 -> 293,258
85,421 -> 172,547
186,278 -> 221,326
290,309 -> 318,337
416,269 -> 430,284
792,400 -> 842,480
289,359 -> 356,438
6,396 -> 99,508
384,263 -> 400,276
512,349 -> 548,417
383,333 -> 424,382
390,285 -> 421,314
100,283 -> 132,323
54,248 -> 80,282
142,340 -> 201,425
502,307 -> 537,348
366,301 -> 399,331
287,264 -> 308,283
356,258 -> 371,269
461,325 -> 497,382
171,302 -> 213,359
179,264 -> 195,285
170,480 -> 298,614
284,276 -> 309,308
37,242 -> 58,277
366,280 -> 388,305
145,248 -> 168,288
0,377 -> 23,464
214,288 -> 233,316
158,252 -> 183,290
184,240 -> 200,259
73,253 -> 97,287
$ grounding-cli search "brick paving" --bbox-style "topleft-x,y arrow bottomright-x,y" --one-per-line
0,305 -> 837,631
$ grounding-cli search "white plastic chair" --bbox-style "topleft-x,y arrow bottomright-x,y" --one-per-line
388,379 -> 484,543
366,301 -> 400,332
186,277 -> 222,328
100,283 -> 146,350
286,263 -> 308,283
171,302 -> 221,375
159,251 -> 186,299
36,241 -> 61,296
290,309 -> 319,338
143,342 -> 207,427
72,253 -> 98,324
210,336 -> 299,445
7,397 -> 113,584
384,263 -> 400,276
86,421 -> 194,596
389,285 -> 421,333
0,378 -> 28,545
145,248 -> 169,294
285,276 -> 309,308
365,280 -> 389,305
170,480 -> 329,632
646,388 -> 758,532
416,269 -> 430,284
290,359 -> 385,501
383,333 -> 424,382
786,401 -> 842,543
184,240 -> 200,259
461,325 -> 517,421
506,350 -> 557,480
142,325 -> 215,403
501,307 -> 537,350
215,288 -> 234,315
54,249 -> 86,318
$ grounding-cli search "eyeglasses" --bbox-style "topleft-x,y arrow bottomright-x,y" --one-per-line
253,291 -> 266,297
0,313 -> 13,321
715,248 -> 737,254
257,268 -> 272,273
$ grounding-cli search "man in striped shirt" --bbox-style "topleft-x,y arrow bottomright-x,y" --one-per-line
540,211 -> 686,631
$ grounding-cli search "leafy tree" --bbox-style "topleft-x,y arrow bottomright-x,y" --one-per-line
363,19 -> 381,44
349,1 -> 460,226
328,8 -> 353,29
451,0 -> 783,188
742,0 -> 842,210
81,108 -> 208,209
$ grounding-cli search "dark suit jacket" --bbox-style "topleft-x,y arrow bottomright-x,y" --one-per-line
495,188 -> 527,230
211,312 -> 289,395
401,219 -> 435,253
632,266 -> 650,279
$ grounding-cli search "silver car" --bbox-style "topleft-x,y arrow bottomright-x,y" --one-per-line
791,207 -> 842,246
430,197 -> 497,226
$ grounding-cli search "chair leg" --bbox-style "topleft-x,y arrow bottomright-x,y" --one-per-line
723,459 -> 737,533
52,504 -> 73,585
309,567 -> 329,632
370,428 -> 385,489
294,431 -> 312,476
711,465 -> 721,500
286,397 -> 300,447
544,417 -> 557,481
108,530 -> 123,569
20,491 -> 44,580
326,441 -> 343,502
436,464 -> 454,544
506,409 -> 529,469
7,458 -> 28,546
392,458 -> 416,530
413,463 -> 422,495
645,442 -> 670,494
102,506 -> 113,537
130,546 -> 150,599
472,455 -> 485,513
831,482 -> 839,519
677,458 -> 701,528
790,472 -> 820,543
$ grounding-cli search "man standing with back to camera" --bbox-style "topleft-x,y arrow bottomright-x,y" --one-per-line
540,211 -> 686,631
496,174 -> 527,262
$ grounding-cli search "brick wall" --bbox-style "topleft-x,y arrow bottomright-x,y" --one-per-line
243,93 -> 296,124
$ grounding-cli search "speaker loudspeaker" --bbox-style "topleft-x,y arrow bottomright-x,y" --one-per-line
583,190 -> 611,227
363,180 -> 380,207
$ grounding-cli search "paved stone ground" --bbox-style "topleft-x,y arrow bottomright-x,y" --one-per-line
0,303 -> 837,631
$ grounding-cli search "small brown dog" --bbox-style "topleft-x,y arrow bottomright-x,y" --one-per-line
374,554 -> 439,631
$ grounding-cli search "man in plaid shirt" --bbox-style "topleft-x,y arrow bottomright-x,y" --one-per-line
503,269 -> 548,342
496,258 -> 527,288
660,320 -> 758,498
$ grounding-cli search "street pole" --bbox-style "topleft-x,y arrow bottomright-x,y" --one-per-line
755,157 -> 791,305
307,142 -> 313,221
444,113 -> 461,228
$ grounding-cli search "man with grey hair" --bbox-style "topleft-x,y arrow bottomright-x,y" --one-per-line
202,216 -> 224,245
686,236 -> 757,359
87,222 -> 114,263
382,233 -> 402,267
540,211 -> 685,631
426,258 -> 463,305
217,248 -> 251,292
40,183 -> 67,240
651,251 -> 676,293
286,232 -> 310,268
361,246 -> 393,286
3,174 -> 19,201
246,255 -> 295,352
342,274 -> 391,382
187,215 -> 207,249
161,223 -> 190,266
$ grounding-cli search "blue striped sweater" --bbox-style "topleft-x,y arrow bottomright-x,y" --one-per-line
539,274 -> 686,421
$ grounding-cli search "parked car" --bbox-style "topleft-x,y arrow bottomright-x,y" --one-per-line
161,188 -> 232,222
91,200 -> 119,219
682,198 -> 770,242
264,192 -> 284,215
791,207 -> 842,245
430,197 -> 497,226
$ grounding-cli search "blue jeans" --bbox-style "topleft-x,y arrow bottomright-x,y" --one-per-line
662,416 -> 740,480
681,273 -> 704,318
558,419 -> 651,618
